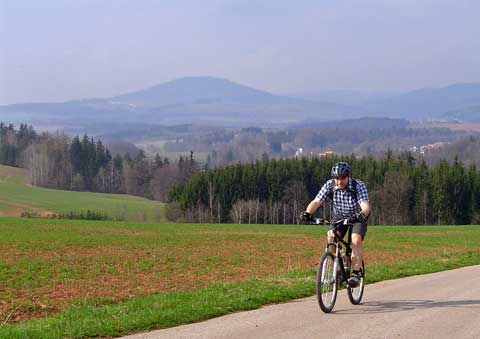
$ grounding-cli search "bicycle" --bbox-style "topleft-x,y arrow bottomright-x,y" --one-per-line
308,217 -> 365,313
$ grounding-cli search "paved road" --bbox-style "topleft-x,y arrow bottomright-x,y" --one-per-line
121,265 -> 480,339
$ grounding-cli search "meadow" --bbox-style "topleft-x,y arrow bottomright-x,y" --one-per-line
0,165 -> 165,221
133,138 -> 209,162
0,218 -> 479,338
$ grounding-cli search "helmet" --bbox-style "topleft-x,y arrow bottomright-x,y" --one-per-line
331,162 -> 351,178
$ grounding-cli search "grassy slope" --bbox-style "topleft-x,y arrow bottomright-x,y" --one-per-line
0,165 -> 165,220
0,219 -> 479,338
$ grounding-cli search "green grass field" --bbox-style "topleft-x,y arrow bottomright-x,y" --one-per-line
0,165 -> 165,221
1,218 -> 480,338
134,139 -> 209,162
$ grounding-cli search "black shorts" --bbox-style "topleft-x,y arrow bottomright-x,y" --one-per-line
329,221 -> 367,240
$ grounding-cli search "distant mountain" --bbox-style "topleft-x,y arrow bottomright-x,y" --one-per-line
113,76 -> 295,106
363,83 -> 480,120
1,78 -> 479,130
290,89 -> 397,106
439,105 -> 480,122
0,77 -> 354,128
0,98 -> 137,125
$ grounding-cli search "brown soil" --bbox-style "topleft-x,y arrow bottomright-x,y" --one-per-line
0,231 -> 475,323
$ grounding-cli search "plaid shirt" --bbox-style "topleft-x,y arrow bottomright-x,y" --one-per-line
315,178 -> 369,218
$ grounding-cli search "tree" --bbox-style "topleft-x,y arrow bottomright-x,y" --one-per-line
449,158 -> 470,224
376,170 -> 413,225
283,180 -> 310,224
431,160 -> 450,224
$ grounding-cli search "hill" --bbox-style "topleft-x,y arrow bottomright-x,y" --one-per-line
363,83 -> 480,120
0,165 -> 165,220
113,76 -> 295,107
2,79 -> 479,129
439,105 -> 480,122
291,88 -> 397,106
0,77 -> 354,128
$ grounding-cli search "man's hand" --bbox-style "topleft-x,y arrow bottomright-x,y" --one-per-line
348,212 -> 367,224
355,211 -> 368,224
299,211 -> 313,223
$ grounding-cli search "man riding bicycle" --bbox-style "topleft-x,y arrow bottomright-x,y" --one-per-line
300,161 -> 370,287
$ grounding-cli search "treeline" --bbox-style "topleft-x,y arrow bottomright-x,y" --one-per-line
0,123 -> 198,200
168,154 -> 480,225
26,133 -> 198,199
26,133 -> 127,192
0,123 -> 37,167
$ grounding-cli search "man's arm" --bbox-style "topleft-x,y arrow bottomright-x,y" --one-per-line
301,180 -> 329,221
359,200 -> 370,217
306,199 -> 323,214
356,180 -> 370,218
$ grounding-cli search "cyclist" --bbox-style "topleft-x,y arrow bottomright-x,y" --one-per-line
300,161 -> 370,287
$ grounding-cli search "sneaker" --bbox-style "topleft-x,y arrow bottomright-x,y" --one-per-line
348,272 -> 361,287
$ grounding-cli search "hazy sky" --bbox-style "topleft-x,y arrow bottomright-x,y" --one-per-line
1,0 -> 479,104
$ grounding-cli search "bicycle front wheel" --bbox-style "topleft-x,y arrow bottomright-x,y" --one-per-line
347,261 -> 365,305
316,251 -> 338,313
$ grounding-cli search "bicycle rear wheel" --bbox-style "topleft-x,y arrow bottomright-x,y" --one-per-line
347,261 -> 365,305
316,252 -> 338,313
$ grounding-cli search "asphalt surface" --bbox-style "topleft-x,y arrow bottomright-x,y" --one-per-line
121,265 -> 480,339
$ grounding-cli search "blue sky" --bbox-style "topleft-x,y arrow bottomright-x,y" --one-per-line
1,0 -> 479,104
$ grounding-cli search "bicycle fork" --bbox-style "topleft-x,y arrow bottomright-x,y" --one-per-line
335,248 -> 349,284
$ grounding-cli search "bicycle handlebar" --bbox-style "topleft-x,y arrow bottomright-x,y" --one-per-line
301,216 -> 352,246
312,217 -> 328,225
303,217 -> 350,227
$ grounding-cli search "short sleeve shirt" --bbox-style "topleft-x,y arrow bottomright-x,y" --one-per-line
315,178 -> 369,218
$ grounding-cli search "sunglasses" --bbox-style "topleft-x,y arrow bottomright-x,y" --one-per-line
334,175 -> 348,180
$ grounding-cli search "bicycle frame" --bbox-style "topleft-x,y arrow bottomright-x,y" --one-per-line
325,233 -> 352,284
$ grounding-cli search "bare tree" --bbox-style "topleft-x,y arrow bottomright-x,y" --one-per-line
375,170 -> 414,225
151,164 -> 180,202
207,181 -> 215,222
24,132 -> 71,188
231,200 -> 244,224
284,180 -> 309,224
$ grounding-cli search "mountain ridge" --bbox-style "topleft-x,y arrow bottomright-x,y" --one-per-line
1,77 -> 480,127
363,82 -> 480,120
0,76 -> 354,127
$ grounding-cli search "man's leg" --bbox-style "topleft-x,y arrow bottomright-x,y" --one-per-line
327,224 -> 348,252
348,223 -> 366,287
351,233 -> 363,271
350,221 -> 367,271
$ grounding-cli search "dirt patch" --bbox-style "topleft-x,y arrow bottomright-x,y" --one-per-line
0,237 -> 320,322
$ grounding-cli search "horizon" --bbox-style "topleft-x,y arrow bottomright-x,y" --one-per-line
1,1 -> 479,105
1,75 -> 479,106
